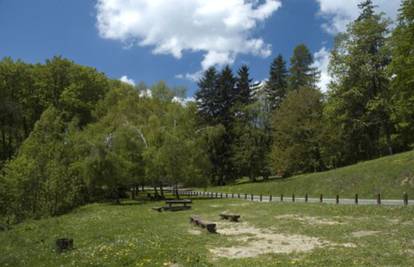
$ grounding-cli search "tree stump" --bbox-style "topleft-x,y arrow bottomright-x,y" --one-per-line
56,238 -> 73,252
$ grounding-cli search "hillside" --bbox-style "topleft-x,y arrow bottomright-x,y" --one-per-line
205,150 -> 414,199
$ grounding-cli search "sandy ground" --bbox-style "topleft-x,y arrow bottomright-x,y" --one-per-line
274,214 -> 345,225
209,221 -> 355,259
350,230 -> 381,238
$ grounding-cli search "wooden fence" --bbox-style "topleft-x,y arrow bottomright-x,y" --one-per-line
177,190 -> 411,206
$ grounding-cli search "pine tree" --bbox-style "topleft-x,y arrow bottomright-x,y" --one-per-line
195,67 -> 218,123
266,54 -> 288,110
288,44 -> 319,91
235,65 -> 252,105
216,65 -> 236,128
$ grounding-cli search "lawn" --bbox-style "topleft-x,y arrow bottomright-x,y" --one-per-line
1,197 -> 414,266
204,150 -> 414,199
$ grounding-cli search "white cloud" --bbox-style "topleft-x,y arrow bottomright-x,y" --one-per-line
175,71 -> 203,82
312,47 -> 331,92
120,75 -> 136,86
172,96 -> 196,106
316,0 -> 400,34
96,0 -> 281,70
139,89 -> 152,98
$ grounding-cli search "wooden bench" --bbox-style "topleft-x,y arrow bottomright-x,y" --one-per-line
190,215 -> 216,233
219,212 -> 240,222
165,199 -> 192,207
152,199 -> 192,212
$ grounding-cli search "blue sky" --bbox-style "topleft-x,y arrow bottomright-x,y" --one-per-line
0,0 -> 400,96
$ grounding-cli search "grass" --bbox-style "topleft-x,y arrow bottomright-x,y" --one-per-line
204,150 -> 414,199
1,197 -> 414,266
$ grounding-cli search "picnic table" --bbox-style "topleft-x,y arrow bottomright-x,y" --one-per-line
165,199 -> 192,207
152,199 -> 192,212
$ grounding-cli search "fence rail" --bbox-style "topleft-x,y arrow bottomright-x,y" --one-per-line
177,190 -> 412,206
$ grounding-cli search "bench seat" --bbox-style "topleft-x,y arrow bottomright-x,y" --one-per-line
190,215 -> 216,233
219,212 -> 240,222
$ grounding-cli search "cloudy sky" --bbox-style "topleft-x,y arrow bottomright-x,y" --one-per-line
0,0 -> 400,95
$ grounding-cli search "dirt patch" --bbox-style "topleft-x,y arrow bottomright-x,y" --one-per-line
188,229 -> 202,235
401,176 -> 414,186
210,222 -> 354,259
351,231 -> 380,238
228,203 -> 249,207
274,214 -> 345,225
405,249 -> 414,256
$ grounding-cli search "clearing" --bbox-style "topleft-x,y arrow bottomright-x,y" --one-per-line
1,198 -> 414,266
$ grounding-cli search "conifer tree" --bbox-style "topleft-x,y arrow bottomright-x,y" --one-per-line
235,65 -> 252,105
266,54 -> 288,110
289,44 -> 319,91
390,0 -> 414,149
326,0 -> 393,162
195,67 -> 218,124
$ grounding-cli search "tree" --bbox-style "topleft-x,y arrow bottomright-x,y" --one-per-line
326,0 -> 393,163
271,88 -> 324,176
235,65 -> 252,105
266,54 -> 288,110
389,0 -> 414,149
195,67 -> 218,124
289,44 -> 319,91
216,65 -> 237,127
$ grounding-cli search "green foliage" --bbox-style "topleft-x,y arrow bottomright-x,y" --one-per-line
326,0 -> 393,163
288,44 -> 319,91
0,57 -> 208,221
389,0 -> 414,149
235,65 -> 252,105
266,54 -> 288,110
271,88 -> 324,176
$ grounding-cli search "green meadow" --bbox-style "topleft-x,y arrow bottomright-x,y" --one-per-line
1,198 -> 414,267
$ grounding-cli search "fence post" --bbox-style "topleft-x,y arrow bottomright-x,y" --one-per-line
377,193 -> 381,205
320,194 -> 323,203
251,194 -> 254,201
281,194 -> 284,202
245,193 -> 247,200
292,193 -> 295,202
305,193 -> 308,203
270,195 -> 272,202
355,194 -> 358,205
404,192 -> 408,206
225,193 -> 228,198
336,195 -> 339,204
221,193 -> 223,199
259,194 -> 262,202
238,193 -> 240,199
232,193 -> 234,198
215,192 -> 218,198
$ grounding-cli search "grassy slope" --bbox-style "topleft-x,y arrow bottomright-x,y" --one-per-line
206,150 -> 414,199
0,199 -> 414,266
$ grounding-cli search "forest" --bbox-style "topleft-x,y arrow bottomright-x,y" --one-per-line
1,0 -> 414,224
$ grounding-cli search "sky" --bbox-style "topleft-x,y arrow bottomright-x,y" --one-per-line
0,0 -> 401,97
